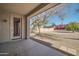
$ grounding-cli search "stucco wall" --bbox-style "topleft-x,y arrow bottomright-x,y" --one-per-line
0,12 -> 10,42
0,11 -> 25,43
36,28 -> 54,33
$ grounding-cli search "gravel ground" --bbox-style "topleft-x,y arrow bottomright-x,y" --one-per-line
30,30 -> 79,55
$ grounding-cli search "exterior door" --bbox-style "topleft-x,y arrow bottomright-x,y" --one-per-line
13,17 -> 21,39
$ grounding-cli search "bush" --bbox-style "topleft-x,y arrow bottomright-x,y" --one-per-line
65,22 -> 79,32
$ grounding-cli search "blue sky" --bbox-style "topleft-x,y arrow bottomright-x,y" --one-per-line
30,3 -> 79,26
47,3 -> 79,25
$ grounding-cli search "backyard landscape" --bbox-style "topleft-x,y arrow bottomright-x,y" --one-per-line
30,4 -> 79,55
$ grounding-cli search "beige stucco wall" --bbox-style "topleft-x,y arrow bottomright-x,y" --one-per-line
0,11 -> 10,43
0,11 -> 25,43
36,28 -> 54,33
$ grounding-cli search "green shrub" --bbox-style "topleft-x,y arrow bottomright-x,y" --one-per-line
65,22 -> 79,32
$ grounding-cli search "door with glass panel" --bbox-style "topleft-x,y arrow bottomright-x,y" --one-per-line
13,17 -> 21,39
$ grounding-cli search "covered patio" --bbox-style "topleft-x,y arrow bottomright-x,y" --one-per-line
0,3 -> 74,56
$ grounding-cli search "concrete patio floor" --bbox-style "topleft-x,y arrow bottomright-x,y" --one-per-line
0,39 -> 68,56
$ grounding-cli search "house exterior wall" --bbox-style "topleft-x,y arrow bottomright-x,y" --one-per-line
0,12 -> 10,43
0,11 -> 25,43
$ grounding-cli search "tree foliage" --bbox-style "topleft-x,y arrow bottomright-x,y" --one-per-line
43,22 -> 56,28
31,12 -> 51,34
65,22 -> 79,32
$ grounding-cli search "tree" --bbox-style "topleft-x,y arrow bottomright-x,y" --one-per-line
65,22 -> 79,32
43,22 -> 56,28
31,18 -> 41,34
31,12 -> 51,34
51,22 -> 56,27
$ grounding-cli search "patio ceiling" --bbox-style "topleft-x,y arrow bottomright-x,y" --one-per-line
26,3 -> 61,18
0,3 -> 41,15
0,3 -> 60,16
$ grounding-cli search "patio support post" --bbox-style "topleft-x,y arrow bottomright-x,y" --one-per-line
25,17 -> 30,39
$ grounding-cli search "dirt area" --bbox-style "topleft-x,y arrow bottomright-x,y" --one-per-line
30,30 -> 79,55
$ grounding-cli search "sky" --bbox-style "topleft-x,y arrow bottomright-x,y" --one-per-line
47,3 -> 79,25
30,3 -> 79,26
